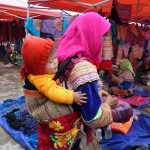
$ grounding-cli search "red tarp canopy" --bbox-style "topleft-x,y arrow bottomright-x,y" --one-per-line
0,0 -> 61,20
28,0 -> 150,21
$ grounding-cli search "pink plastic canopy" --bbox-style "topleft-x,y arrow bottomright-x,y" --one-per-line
0,0 -> 61,20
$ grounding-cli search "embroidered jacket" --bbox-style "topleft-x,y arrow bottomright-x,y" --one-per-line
24,60 -> 113,150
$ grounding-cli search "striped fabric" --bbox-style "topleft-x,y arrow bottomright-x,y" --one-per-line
117,25 -> 128,43
123,43 -> 131,57
102,33 -> 113,60
24,89 -> 101,150
138,46 -> 144,59
119,70 -> 134,82
67,60 -> 113,128
129,45 -> 144,61
84,103 -> 113,128
131,45 -> 139,59
24,89 -> 74,121
67,61 -> 100,90
116,45 -> 123,65
111,100 -> 133,123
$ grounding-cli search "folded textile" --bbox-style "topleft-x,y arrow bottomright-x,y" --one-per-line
5,108 -> 37,136
1,99 -> 22,116
112,100 -> 133,123
110,116 -> 134,134
0,97 -> 36,150
120,95 -> 149,106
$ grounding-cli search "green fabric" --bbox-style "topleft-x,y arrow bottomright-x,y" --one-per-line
81,107 -> 102,122
93,107 -> 102,120
120,59 -> 135,76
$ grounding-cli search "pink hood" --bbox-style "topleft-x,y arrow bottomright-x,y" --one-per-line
56,12 -> 111,64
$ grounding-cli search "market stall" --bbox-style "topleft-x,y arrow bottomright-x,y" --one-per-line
0,0 -> 61,20
27,0 -> 150,21
0,0 -> 62,66
0,0 -> 150,150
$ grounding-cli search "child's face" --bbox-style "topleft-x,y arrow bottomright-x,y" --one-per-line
45,53 -> 58,74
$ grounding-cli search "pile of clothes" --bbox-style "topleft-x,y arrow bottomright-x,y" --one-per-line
1,98 -> 37,136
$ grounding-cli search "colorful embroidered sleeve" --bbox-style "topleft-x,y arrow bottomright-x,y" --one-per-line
84,102 -> 113,128
67,60 -> 113,126
28,74 -> 74,104
118,70 -> 134,82
112,74 -> 123,84
76,82 -> 113,127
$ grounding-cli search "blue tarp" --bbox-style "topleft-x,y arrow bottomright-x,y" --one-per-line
1,96 -> 150,150
133,90 -> 150,97
0,96 -> 37,150
100,114 -> 150,150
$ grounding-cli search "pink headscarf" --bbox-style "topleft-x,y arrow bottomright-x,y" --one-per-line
56,12 -> 111,64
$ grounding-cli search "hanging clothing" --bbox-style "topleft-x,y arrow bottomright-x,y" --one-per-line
40,18 -> 62,38
102,31 -> 113,60
25,18 -> 40,36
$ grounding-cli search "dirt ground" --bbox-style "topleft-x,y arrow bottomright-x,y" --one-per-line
0,63 -> 25,150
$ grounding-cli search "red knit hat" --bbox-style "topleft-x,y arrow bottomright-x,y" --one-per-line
20,35 -> 54,79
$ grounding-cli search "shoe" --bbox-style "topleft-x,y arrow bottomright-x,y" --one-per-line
147,81 -> 150,86
103,126 -> 112,140
95,128 -> 102,142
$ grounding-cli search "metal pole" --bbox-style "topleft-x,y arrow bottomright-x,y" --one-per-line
25,4 -> 30,36
81,0 -> 110,13
27,4 -> 30,18
0,11 -> 25,20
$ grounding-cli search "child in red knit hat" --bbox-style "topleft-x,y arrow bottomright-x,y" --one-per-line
20,35 -> 87,105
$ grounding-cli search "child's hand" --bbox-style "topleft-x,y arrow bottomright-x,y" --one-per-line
74,91 -> 87,105
111,74 -> 117,82
99,90 -> 109,97
104,95 -> 118,109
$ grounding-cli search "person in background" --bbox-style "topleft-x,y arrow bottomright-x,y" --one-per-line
110,59 -> 135,97
99,29 -> 113,80
6,43 -> 13,56
0,44 -> 7,63
0,43 -> 13,67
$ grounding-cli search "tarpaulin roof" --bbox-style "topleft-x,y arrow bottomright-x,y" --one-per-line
0,0 -> 61,20
28,0 -> 150,21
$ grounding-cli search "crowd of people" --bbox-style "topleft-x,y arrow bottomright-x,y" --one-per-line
20,12 -> 134,150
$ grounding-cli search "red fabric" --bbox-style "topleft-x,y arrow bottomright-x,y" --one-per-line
100,60 -> 112,71
120,95 -> 149,106
91,59 -> 101,69
91,59 -> 112,70
115,0 -> 132,22
37,112 -> 82,150
110,116 -> 134,134
20,36 -> 54,79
